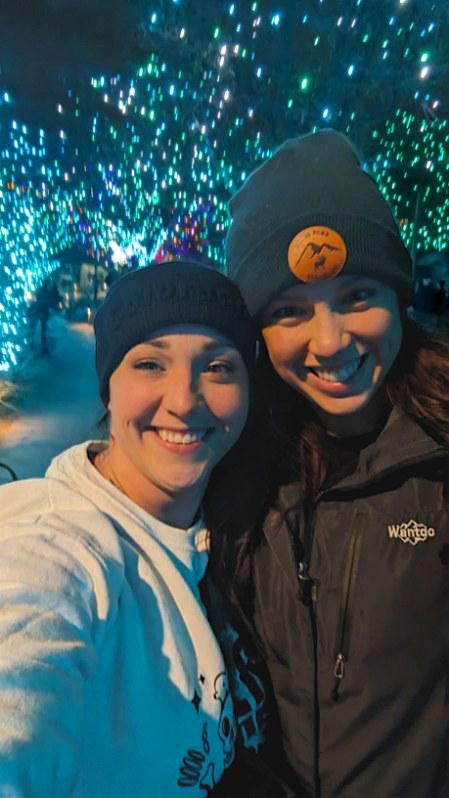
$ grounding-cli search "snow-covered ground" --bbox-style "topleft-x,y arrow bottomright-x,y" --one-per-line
0,314 -> 104,480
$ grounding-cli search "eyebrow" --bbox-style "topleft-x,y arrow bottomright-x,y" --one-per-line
143,339 -> 169,349
276,276 -> 371,302
140,338 -> 233,351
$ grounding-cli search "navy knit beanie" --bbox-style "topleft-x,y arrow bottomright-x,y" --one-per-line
226,129 -> 412,316
94,260 -> 257,405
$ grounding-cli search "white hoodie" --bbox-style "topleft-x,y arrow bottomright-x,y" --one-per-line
0,442 -> 235,797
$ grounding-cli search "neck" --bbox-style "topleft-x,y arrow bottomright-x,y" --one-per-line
316,394 -> 391,438
94,447 -> 203,529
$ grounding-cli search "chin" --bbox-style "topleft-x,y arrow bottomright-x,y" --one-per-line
322,395 -> 371,416
163,466 -> 211,493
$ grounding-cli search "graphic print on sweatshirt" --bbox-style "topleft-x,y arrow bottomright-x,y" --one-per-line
219,622 -> 266,751
177,671 -> 236,792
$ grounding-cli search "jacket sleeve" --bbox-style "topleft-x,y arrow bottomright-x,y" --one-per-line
0,516 -> 115,797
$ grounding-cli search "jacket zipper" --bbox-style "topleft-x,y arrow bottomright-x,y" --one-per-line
295,504 -> 317,608
332,514 -> 364,701
292,504 -> 365,790
292,505 -> 321,797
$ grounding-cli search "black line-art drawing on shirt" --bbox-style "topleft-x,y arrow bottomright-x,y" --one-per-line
177,671 -> 235,793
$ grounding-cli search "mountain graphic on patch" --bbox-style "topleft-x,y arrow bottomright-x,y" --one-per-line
287,225 -> 347,283
296,241 -> 341,271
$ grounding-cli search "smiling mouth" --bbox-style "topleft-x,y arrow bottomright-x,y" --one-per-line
154,428 -> 209,445
307,354 -> 368,383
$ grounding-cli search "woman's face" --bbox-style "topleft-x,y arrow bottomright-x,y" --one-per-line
260,276 -> 402,435
107,324 -> 249,513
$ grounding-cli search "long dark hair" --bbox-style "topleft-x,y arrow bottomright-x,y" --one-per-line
204,315 -> 449,627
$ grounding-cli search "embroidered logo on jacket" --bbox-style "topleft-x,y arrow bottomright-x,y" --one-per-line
387,519 -> 436,545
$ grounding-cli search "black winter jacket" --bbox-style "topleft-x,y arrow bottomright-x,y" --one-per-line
252,410 -> 449,797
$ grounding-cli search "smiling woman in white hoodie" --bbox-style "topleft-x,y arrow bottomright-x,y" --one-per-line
0,260 -> 257,797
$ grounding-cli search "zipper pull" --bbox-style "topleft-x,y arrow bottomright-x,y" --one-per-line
298,561 -> 315,606
334,652 -> 345,679
332,652 -> 346,701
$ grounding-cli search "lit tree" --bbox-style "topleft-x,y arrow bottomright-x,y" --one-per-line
1,0 -> 449,372
368,111 -> 449,257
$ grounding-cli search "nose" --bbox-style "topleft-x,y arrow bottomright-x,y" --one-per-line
308,304 -> 351,358
164,366 -> 202,418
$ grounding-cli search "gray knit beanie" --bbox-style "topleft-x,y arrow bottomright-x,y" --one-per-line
94,260 -> 257,405
226,129 -> 412,316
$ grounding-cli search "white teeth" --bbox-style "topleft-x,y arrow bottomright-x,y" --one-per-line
157,429 -> 206,444
310,356 -> 364,383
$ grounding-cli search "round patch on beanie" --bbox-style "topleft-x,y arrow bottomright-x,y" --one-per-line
287,226 -> 347,283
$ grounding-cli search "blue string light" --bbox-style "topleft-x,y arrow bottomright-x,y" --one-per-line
0,1 -> 447,373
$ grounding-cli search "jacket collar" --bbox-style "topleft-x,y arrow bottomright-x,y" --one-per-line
262,410 -> 449,590
267,409 -> 448,536
327,408 -> 448,492
261,497 -> 302,592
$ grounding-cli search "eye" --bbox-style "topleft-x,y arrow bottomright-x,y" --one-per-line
342,286 -> 375,308
264,304 -> 309,325
133,359 -> 164,372
204,360 -> 233,374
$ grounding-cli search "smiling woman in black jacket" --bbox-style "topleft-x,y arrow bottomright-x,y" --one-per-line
206,130 -> 449,798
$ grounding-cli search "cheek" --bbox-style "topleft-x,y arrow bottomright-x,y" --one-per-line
233,390 -> 250,430
211,384 -> 250,430
108,379 -> 158,428
364,309 -> 402,356
262,328 -> 305,374
262,328 -> 288,366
